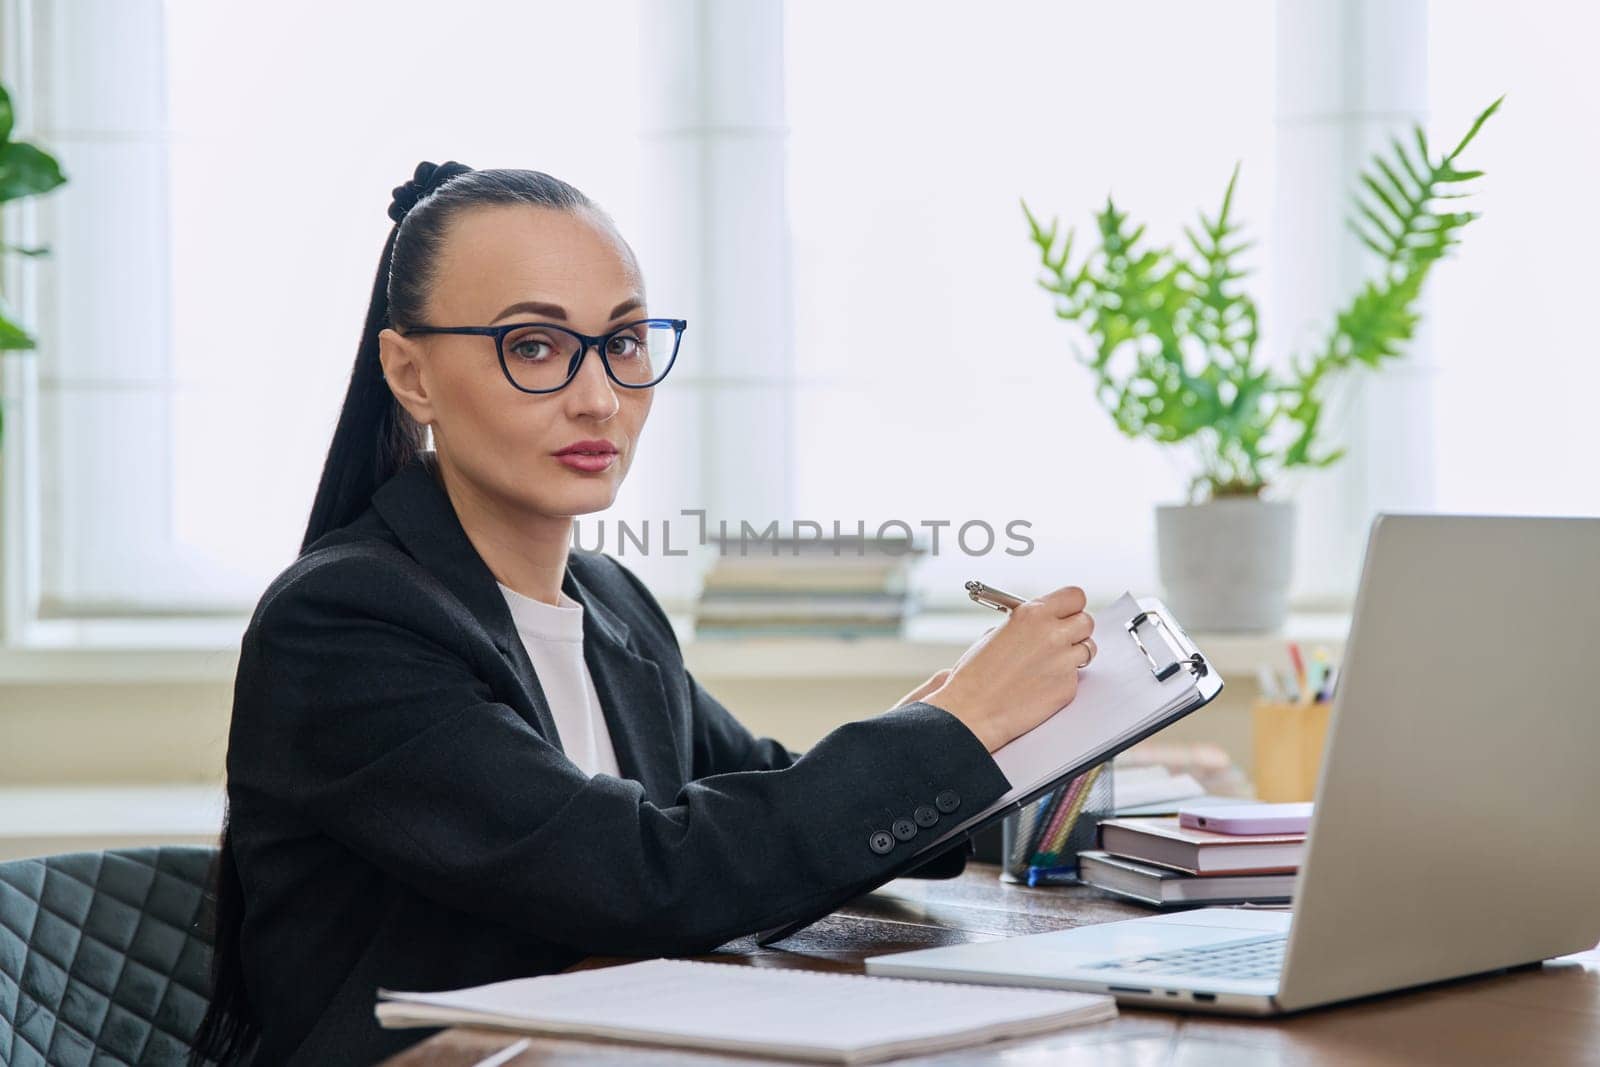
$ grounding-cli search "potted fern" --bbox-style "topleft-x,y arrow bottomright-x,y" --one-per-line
1021,97 -> 1501,631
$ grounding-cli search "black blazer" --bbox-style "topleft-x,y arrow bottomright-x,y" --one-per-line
223,452 -> 1014,1064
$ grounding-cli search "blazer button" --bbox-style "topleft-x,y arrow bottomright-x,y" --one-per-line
913,804 -> 939,828
868,830 -> 896,855
935,789 -> 961,814
891,817 -> 918,841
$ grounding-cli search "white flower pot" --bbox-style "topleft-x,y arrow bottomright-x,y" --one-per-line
1155,498 -> 1295,633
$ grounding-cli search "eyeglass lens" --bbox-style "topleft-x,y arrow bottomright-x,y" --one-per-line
502,322 -> 676,391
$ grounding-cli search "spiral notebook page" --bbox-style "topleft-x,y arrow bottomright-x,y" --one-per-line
986,592 -> 1202,805
377,958 -> 1116,1064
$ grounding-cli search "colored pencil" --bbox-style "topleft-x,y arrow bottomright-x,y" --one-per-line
1287,642 -> 1307,701
1025,781 -> 1073,855
1006,792 -> 1055,871
1025,778 -> 1080,866
1033,764 -> 1105,867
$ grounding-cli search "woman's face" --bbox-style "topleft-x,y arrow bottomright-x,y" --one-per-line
381,204 -> 652,522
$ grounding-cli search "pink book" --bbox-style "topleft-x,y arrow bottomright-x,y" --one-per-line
1179,802 -> 1313,835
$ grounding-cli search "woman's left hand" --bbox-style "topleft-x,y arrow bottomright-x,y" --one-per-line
893,668 -> 953,709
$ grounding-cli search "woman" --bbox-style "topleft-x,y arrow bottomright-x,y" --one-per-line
192,161 -> 1097,1066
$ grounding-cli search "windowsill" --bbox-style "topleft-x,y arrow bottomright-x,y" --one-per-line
0,616 -> 250,684
671,610 -> 1349,681
0,608 -> 1351,685
0,784 -> 226,861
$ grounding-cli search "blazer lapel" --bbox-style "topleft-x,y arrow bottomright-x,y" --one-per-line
370,452 -> 684,804
563,564 -> 686,805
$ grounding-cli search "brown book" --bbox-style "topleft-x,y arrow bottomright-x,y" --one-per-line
1097,816 -> 1304,875
1077,851 -> 1295,907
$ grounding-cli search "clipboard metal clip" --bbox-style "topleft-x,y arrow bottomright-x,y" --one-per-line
1126,609 -> 1209,682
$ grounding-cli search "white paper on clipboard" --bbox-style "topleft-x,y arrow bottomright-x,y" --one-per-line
752,591 -> 1224,948
938,591 -> 1223,837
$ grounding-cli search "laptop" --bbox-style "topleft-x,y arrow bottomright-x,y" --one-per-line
865,513 -> 1600,1014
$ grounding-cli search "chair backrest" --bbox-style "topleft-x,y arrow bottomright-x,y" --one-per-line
0,845 -> 217,1066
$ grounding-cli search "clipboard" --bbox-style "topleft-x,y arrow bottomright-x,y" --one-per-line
755,593 -> 1223,947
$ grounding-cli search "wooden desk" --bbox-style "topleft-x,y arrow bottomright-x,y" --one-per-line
380,863 -> 1600,1066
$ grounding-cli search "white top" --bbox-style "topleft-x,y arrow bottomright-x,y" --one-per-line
496,581 -> 622,779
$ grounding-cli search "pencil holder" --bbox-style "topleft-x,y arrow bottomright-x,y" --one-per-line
1251,698 -> 1332,802
999,761 -> 1115,884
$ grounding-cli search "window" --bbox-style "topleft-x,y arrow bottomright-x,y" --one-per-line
784,1 -> 1277,608
11,1 -> 1560,642
8,0 -> 655,625
1427,1 -> 1600,517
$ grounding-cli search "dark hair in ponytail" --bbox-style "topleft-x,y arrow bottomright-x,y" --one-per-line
191,160 -> 602,1066
297,222 -> 426,553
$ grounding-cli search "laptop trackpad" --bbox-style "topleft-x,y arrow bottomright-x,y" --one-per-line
1134,908 -> 1293,932
867,909 -> 1291,977
1033,909 -> 1290,963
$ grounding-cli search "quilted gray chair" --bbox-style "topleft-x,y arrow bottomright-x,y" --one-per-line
0,846 -> 216,1066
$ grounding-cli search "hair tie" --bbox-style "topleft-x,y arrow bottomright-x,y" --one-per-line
387,159 -> 473,225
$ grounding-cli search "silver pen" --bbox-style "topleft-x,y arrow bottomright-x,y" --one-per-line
966,579 -> 1093,669
965,580 -> 1027,612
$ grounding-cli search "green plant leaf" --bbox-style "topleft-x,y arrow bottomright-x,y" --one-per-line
1312,446 -> 1347,468
1390,136 -> 1425,189
1284,98 -> 1498,476
0,83 -> 12,144
0,140 -> 67,201
1445,94 -> 1505,162
1359,172 -> 1404,224
1355,201 -> 1401,249
0,311 -> 36,350
1370,157 -> 1412,210
1349,221 -> 1390,260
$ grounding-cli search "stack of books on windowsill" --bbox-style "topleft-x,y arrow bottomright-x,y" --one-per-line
1078,814 -> 1304,909
692,534 -> 924,639
1114,739 -> 1254,805
1110,764 -> 1209,815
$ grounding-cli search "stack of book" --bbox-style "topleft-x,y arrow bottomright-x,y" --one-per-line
1115,739 -> 1254,801
1110,764 -> 1208,815
1077,814 -> 1305,909
693,534 -> 922,639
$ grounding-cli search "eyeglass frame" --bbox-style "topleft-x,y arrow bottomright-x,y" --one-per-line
397,316 -> 687,394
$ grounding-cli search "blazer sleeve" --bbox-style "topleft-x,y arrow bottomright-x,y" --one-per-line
229,554 -> 1013,960
603,554 -> 970,879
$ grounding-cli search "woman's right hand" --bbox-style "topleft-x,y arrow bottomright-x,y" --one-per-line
925,585 -> 1095,753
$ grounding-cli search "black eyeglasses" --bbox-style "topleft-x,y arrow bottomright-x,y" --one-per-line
400,317 -> 686,394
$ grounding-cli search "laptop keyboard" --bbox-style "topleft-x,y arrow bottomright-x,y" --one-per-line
1082,933 -> 1287,980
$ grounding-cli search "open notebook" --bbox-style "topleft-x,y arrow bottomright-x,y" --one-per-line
756,591 -> 1223,945
376,958 -> 1115,1064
